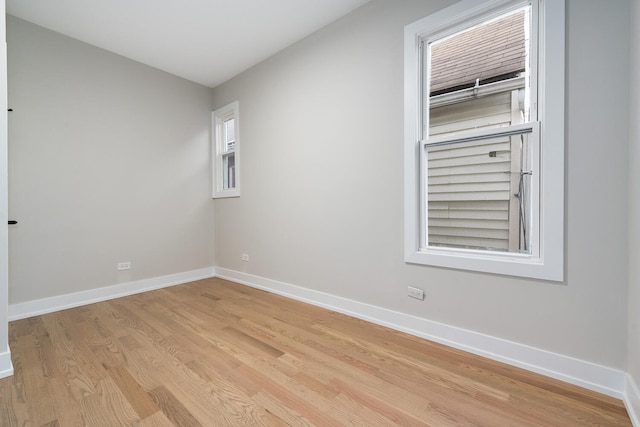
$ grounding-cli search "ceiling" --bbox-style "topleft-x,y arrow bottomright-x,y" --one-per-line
6,0 -> 370,88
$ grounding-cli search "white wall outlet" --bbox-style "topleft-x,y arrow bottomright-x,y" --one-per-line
408,286 -> 424,300
241,254 -> 249,262
117,262 -> 131,271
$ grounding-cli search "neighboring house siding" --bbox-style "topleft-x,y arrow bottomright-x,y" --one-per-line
429,91 -> 513,135
428,89 -> 524,251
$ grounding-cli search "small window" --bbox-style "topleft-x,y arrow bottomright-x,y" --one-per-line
404,0 -> 565,281
212,101 -> 240,198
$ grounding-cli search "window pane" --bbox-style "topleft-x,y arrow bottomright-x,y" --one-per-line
224,118 -> 235,151
426,131 -> 531,253
222,152 -> 235,189
427,7 -> 531,138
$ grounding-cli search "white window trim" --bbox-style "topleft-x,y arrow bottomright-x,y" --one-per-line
404,0 -> 564,281
212,101 -> 240,199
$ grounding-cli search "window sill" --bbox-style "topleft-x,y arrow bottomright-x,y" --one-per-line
405,246 -> 563,282
212,189 -> 240,199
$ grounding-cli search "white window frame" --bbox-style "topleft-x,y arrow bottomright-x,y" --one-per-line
212,101 -> 240,198
404,0 -> 564,281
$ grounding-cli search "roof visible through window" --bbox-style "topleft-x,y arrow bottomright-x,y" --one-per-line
429,10 -> 527,96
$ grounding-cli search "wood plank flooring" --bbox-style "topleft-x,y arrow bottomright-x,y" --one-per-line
0,278 -> 631,426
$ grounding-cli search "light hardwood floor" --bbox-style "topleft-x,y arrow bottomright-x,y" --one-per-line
0,278 -> 631,426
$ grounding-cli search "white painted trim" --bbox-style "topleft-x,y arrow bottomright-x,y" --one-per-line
625,375 -> 640,427
0,350 -> 13,379
0,0 -> 11,382
8,267 -> 215,321
404,0 -> 565,281
214,267 -> 625,399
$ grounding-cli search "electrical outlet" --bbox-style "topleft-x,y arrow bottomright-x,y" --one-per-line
117,262 -> 131,271
241,254 -> 249,262
408,286 -> 424,300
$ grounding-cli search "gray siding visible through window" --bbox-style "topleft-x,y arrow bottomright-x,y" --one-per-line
428,90 -> 526,251
426,9 -> 529,252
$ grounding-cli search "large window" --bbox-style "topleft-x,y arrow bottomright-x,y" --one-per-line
404,0 -> 564,280
212,101 -> 240,198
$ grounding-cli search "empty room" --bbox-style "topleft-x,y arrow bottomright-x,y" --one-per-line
0,0 -> 639,425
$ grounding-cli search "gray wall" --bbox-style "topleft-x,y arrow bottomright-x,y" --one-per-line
7,16 -> 215,304
629,0 -> 640,401
211,0 -> 631,370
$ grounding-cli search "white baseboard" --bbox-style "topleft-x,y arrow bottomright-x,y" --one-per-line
214,267 -> 626,400
0,350 -> 13,379
626,374 -> 640,427
8,267 -> 215,321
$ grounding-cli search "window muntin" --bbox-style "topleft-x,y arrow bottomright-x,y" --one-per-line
404,0 -> 565,281
212,102 -> 240,198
